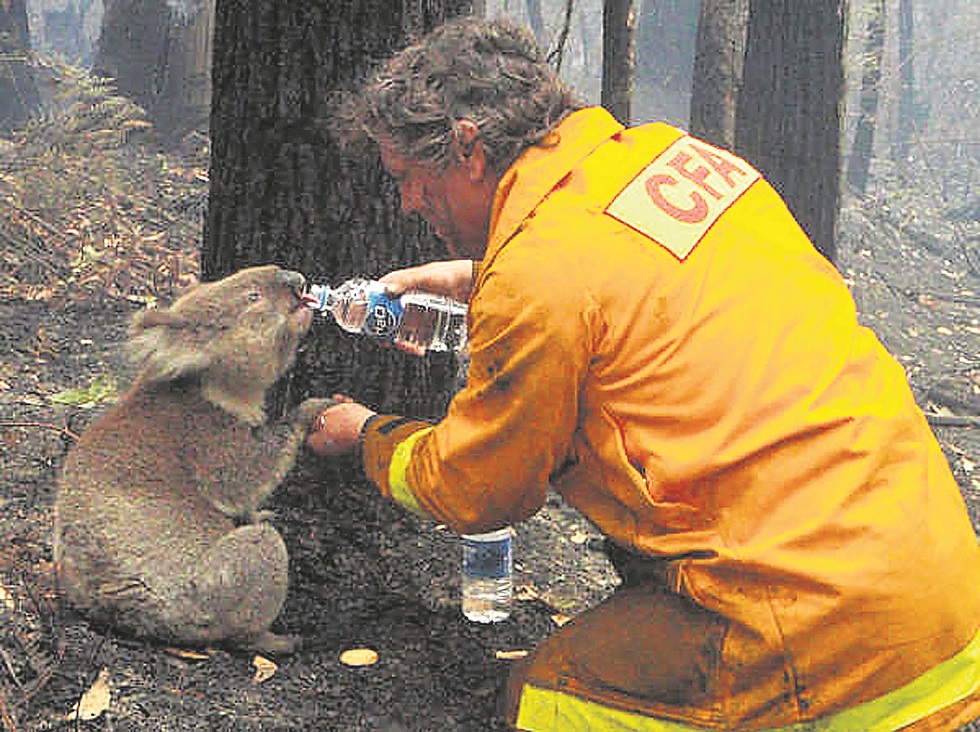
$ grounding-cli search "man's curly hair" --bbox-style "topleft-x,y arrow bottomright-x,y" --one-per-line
334,16 -> 584,173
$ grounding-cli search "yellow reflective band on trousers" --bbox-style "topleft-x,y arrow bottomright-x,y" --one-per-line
516,625 -> 980,731
387,427 -> 433,517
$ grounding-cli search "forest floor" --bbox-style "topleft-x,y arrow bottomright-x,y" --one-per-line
1,62 -> 979,732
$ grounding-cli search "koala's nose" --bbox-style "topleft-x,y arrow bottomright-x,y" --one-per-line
277,269 -> 306,294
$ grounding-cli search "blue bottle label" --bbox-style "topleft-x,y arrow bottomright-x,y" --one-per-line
363,289 -> 405,342
462,535 -> 512,579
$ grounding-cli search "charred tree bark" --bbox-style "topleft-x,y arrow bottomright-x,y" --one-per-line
94,0 -> 172,123
845,0 -> 884,197
94,0 -> 214,141
205,0 -> 473,422
0,0 -> 40,134
735,0 -> 846,263
689,0 -> 747,148
602,0 -> 637,124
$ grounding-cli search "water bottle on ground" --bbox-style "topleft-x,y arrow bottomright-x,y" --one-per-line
461,527 -> 513,623
303,278 -> 468,354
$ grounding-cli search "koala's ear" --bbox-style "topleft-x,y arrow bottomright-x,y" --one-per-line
129,309 -> 212,384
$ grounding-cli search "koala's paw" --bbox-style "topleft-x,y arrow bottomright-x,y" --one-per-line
246,630 -> 302,656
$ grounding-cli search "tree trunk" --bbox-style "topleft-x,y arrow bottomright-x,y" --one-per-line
689,0 -> 747,148
94,0 -> 214,141
634,0 -> 700,127
172,1 -> 215,135
601,0 -> 637,124
735,0 -> 846,263
0,0 -> 40,134
204,0 -> 473,423
844,0 -> 884,197
94,0 -> 172,121
894,0 -> 915,163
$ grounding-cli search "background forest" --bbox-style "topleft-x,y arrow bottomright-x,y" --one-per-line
0,0 -> 978,730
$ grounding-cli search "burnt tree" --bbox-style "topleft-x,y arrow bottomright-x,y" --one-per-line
204,0 -> 474,426
0,0 -> 39,133
95,0 -> 214,141
735,0 -> 846,263
602,0 -> 637,124
689,0 -> 747,148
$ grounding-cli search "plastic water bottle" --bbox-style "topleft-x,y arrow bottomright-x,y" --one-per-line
304,278 -> 468,354
461,528 -> 513,623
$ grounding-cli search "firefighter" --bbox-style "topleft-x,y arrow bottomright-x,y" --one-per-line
309,16 -> 980,731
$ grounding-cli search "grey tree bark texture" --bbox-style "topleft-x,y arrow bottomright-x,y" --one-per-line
688,0 -> 748,150
735,0 -> 847,264
0,0 -> 40,133
601,0 -> 638,124
94,0 -> 214,140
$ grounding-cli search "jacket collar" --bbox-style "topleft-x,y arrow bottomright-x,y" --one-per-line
484,107 -> 624,265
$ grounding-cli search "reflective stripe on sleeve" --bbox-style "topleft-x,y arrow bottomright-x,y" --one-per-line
388,426 -> 434,517
516,625 -> 980,732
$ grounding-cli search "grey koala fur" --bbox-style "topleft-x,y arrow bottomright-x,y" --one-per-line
54,265 -> 335,655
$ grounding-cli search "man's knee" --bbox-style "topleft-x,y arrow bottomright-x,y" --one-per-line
502,585 -> 728,728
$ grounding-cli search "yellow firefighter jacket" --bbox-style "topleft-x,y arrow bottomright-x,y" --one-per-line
360,107 -> 980,728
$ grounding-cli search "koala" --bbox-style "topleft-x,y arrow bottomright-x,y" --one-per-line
54,265 -> 335,655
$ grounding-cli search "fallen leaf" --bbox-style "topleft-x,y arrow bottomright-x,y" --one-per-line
67,667 -> 111,721
570,532 -> 589,545
252,655 -> 278,684
495,649 -> 529,660
165,647 -> 212,661
340,648 -> 379,667
551,614 -> 573,627
0,584 -> 15,611
514,585 -> 539,601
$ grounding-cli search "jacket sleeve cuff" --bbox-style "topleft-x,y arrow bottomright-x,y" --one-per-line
359,414 -> 434,512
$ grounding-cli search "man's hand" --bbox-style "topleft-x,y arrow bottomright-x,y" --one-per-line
379,260 -> 475,303
306,395 -> 376,456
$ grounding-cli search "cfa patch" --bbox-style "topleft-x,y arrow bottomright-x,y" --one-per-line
605,135 -> 761,261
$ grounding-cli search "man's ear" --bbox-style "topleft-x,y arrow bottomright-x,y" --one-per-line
453,119 -> 487,182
